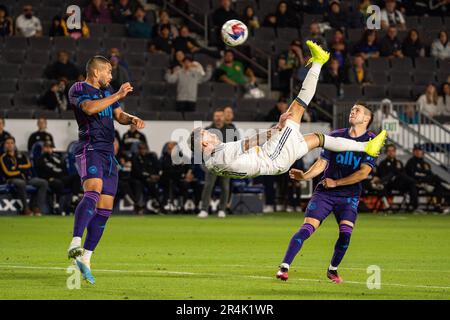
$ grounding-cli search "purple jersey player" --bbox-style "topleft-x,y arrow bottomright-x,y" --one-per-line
277,103 -> 377,284
67,56 -> 145,284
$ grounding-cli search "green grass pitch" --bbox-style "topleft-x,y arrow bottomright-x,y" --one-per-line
0,213 -> 449,300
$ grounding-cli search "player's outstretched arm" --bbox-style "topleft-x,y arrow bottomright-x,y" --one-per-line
81,83 -> 133,116
289,158 -> 328,181
113,107 -> 145,129
322,164 -> 372,188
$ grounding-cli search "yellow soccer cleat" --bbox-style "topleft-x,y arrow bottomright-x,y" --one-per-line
365,130 -> 388,157
306,40 -> 330,66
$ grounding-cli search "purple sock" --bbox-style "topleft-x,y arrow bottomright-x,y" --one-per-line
330,224 -> 353,268
282,223 -> 316,265
84,208 -> 111,251
73,191 -> 100,238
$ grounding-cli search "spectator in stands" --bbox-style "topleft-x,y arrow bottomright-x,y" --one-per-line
399,102 -> 420,124
439,82 -> 450,117
49,16 -> 65,37
379,26 -> 404,58
412,0 -> 450,16
373,98 -> 398,131
322,57 -> 347,96
110,55 -> 129,91
131,142 -> 161,214
109,47 -> 130,74
353,29 -> 380,59
242,5 -> 260,31
197,109 -> 231,218
431,30 -> 450,60
0,6 -> 13,37
351,0 -> 373,28
405,145 -> 449,213
159,141 -> 189,213
276,39 -> 305,95
39,78 -> 68,111
178,165 -> 201,213
381,0 -> 407,31
217,50 -> 256,89
263,1 -> 298,28
35,141 -> 81,215
122,123 -> 148,154
305,0 -> 329,14
305,22 -> 328,50
153,10 -> 178,39
127,6 -> 152,39
84,0 -> 113,24
165,56 -> 212,115
27,117 -> 55,151
224,106 -> 238,132
0,137 -> 48,216
0,118 -> 12,148
44,50 -> 80,80
112,0 -> 139,24
149,26 -> 173,54
15,4 -> 42,37
60,12 -> 90,39
347,54 -> 373,86
325,0 -> 348,31
211,0 -> 239,48
173,25 -> 201,54
402,29 -> 425,58
170,50 -> 185,70
377,144 -> 419,212
417,84 -> 441,118
265,96 -> 288,122
328,29 -> 348,68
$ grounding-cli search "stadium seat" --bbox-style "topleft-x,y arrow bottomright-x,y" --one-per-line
21,64 -> 44,79
35,110 -> 60,120
0,80 -> 17,94
196,98 -> 211,113
412,71 -> 436,86
87,24 -> 105,38
53,37 -> 77,53
0,94 -> 13,108
144,68 -> 166,82
29,37 -> 52,51
234,111 -> 256,121
4,37 -> 28,50
147,53 -> 170,68
1,50 -> 26,64
197,83 -> 212,98
276,28 -> 299,40
104,24 -> 128,38
105,37 -> 126,51
184,112 -> 207,121
17,79 -> 42,94
253,27 -> 276,41
406,16 -> 421,29
316,83 -> 338,101
0,64 -> 21,79
13,94 -> 38,108
257,98 -> 277,114
438,59 -> 450,71
273,39 -> 292,55
387,86 -> 411,101
142,82 -> 167,97
236,98 -> 258,110
212,97 -> 234,109
212,82 -> 236,98
125,38 -> 149,53
159,111 -> 183,121
420,16 -> 444,31
123,53 -> 147,66
140,97 -> 165,111
364,85 -> 386,99
366,57 -> 390,71
436,71 -> 449,84
342,84 -> 362,100
77,38 -> 102,52
136,111 -> 160,120
411,85 -> 427,99
370,72 -> 388,85
28,49 -> 51,64
60,111 -> 74,120
389,72 -> 413,86
6,109 -> 35,119
36,7 -> 62,21
193,53 -> 216,70
390,58 -> 413,72
414,57 -> 437,70
122,97 -> 140,112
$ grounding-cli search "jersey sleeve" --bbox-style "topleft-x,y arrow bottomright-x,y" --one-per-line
68,83 -> 91,108
223,140 -> 244,163
362,155 -> 377,168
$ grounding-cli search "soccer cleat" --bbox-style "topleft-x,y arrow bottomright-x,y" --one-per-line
276,266 -> 289,281
327,269 -> 343,284
67,246 -> 83,260
76,259 -> 95,285
306,40 -> 330,66
364,130 -> 388,157
218,210 -> 226,218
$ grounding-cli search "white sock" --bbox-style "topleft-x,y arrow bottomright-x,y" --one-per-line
82,249 -> 93,265
70,237 -> 82,248
296,62 -> 322,107
280,263 -> 290,270
323,136 -> 367,153
328,265 -> 338,271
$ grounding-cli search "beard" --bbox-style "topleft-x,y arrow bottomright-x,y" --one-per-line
98,79 -> 109,89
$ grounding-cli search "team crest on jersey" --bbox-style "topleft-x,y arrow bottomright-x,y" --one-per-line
88,165 -> 98,174
307,201 -> 317,210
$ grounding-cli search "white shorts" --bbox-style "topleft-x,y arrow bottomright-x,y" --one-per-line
258,119 -> 309,176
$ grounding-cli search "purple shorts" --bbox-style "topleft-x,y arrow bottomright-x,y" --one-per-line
75,150 -> 118,197
304,192 -> 359,224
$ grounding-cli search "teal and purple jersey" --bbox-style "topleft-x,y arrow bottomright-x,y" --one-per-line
316,128 -> 377,198
68,81 -> 121,155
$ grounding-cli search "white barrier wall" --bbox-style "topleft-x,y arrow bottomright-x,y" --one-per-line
5,119 -> 330,166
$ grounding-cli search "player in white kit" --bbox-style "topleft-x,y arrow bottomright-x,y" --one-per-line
189,41 -> 387,179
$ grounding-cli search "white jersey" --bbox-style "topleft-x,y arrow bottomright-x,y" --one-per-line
204,120 -> 309,178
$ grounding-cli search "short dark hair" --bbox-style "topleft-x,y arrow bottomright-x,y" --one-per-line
354,101 -> 373,129
4,136 -> 15,143
189,127 -> 203,153
86,55 -> 111,76
385,144 -> 396,152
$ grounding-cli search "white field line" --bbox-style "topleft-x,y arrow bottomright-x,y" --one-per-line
0,264 -> 449,291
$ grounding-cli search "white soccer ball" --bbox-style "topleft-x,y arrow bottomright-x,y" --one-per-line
221,19 -> 249,47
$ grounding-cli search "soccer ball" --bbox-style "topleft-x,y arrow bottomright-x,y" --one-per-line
221,19 -> 248,47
